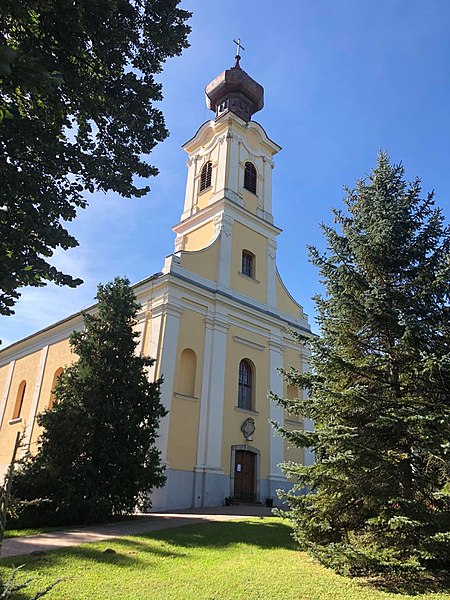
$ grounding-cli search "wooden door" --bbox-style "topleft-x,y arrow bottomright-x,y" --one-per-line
234,450 -> 256,502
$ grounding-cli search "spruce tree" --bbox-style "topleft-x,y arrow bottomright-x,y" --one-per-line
14,277 -> 166,524
273,153 -> 450,576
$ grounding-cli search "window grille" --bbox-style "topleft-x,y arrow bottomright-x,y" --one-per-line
244,162 -> 257,194
200,161 -> 212,192
242,251 -> 255,278
238,360 -> 253,410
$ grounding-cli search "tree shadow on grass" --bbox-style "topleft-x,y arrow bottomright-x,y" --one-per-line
139,519 -> 298,552
0,519 -> 296,599
357,572 -> 450,597
0,536 -> 186,575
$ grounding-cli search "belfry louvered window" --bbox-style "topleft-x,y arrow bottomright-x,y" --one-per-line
244,162 -> 257,195
238,359 -> 253,410
199,161 -> 212,192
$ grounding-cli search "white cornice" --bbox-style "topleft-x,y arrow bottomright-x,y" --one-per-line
233,335 -> 266,351
173,195 -> 281,239
165,262 -> 311,335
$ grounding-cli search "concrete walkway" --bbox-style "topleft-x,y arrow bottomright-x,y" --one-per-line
1,505 -> 273,558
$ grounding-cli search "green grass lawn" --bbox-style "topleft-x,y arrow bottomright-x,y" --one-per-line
1,518 -> 449,600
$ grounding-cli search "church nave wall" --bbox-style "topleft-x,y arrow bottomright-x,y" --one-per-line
166,308 -> 204,472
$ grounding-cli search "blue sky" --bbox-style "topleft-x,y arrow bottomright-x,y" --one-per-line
2,0 -> 450,347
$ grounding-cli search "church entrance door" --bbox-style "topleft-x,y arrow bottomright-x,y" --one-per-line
234,450 -> 256,502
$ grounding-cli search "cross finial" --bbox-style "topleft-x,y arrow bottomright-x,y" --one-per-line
233,37 -> 245,59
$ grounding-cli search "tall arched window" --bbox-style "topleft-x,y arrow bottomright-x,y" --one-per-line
244,162 -> 257,195
49,367 -> 64,408
199,161 -> 212,192
242,250 -> 255,278
179,348 -> 197,397
238,359 -> 253,410
12,380 -> 26,420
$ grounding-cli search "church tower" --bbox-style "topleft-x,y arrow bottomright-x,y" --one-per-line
0,52 -> 313,510
151,54 -> 313,509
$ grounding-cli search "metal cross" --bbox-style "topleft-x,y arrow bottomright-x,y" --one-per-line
233,38 -> 245,57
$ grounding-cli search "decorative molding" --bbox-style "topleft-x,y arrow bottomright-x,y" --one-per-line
174,392 -> 199,402
204,315 -> 230,334
269,337 -> 284,354
241,417 -> 256,441
181,297 -> 208,316
268,239 -> 277,261
175,236 -> 185,252
235,406 -> 259,416
173,195 -> 281,239
237,271 -> 260,284
233,335 -> 265,351
168,268 -> 312,334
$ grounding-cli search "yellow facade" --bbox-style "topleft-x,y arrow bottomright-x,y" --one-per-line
167,310 -> 204,471
183,220 -> 215,252
179,239 -> 219,282
221,325 -> 271,477
0,59 -> 312,508
230,221 -> 268,303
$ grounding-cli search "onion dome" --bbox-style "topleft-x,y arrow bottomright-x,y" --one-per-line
205,56 -> 264,123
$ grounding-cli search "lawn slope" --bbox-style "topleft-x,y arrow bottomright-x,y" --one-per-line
1,518 -> 449,599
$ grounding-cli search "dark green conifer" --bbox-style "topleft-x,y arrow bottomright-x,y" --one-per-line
273,153 -> 450,575
15,277 -> 166,523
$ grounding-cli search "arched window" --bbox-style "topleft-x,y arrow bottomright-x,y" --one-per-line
199,161 -> 212,192
179,348 -> 197,397
12,380 -> 26,420
49,367 -> 64,408
238,359 -> 253,410
244,162 -> 257,195
241,250 -> 255,278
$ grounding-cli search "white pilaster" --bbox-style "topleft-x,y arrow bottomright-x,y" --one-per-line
181,154 -> 200,220
0,360 -> 15,430
215,132 -> 228,195
263,159 -> 274,216
195,318 -> 213,472
225,130 -> 239,195
147,299 -> 164,381
24,345 -> 49,449
196,313 -> 229,471
204,316 -> 229,469
216,214 -> 233,288
154,302 -> 182,464
269,336 -> 285,480
267,239 -> 277,308
134,309 -> 148,356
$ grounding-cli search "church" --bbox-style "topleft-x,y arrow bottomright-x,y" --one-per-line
0,55 -> 313,510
